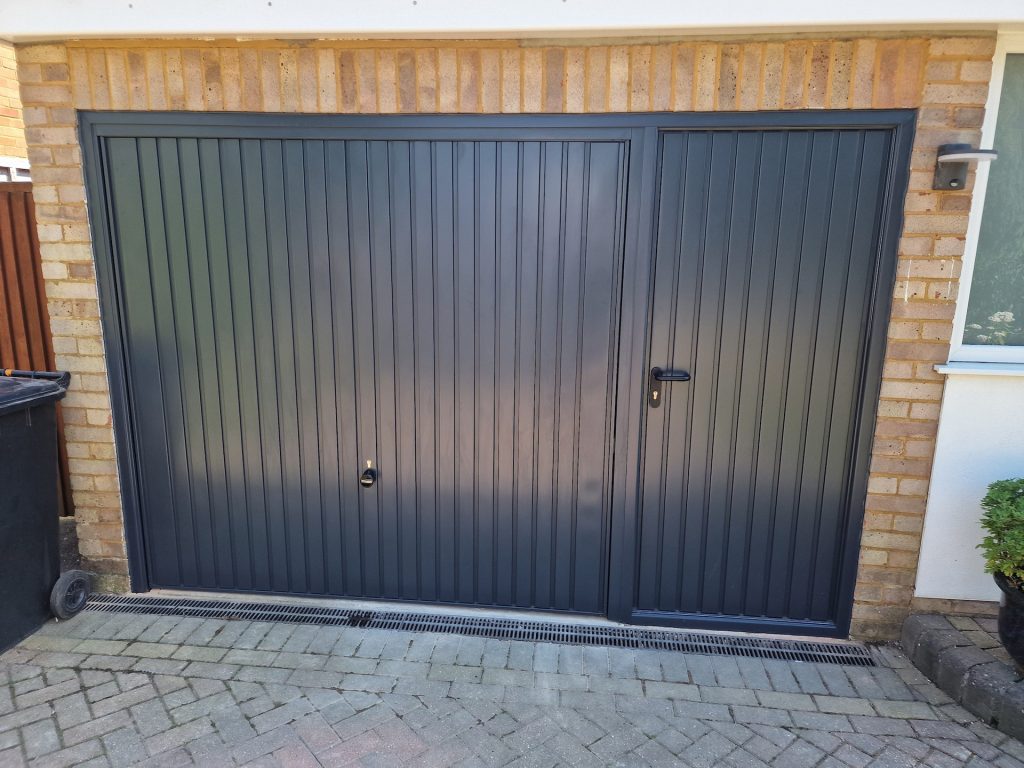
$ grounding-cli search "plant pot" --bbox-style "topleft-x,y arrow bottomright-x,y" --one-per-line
994,572 -> 1024,669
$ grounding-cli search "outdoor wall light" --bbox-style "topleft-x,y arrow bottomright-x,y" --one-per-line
933,143 -> 998,190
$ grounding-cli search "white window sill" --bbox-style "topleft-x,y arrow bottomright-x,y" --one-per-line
935,362 -> 1024,377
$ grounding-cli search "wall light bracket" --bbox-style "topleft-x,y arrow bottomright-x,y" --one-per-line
933,143 -> 998,190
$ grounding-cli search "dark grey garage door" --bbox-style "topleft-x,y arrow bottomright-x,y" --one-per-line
99,129 -> 626,612
84,113 -> 911,636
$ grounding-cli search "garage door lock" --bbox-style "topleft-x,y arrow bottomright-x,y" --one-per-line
359,464 -> 377,489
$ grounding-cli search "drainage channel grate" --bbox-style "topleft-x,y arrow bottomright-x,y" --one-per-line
86,594 -> 875,667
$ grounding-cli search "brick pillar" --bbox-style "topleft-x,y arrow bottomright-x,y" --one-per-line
16,44 -> 129,591
850,37 -> 995,639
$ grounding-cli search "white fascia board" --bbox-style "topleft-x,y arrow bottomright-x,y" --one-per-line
1,0 -> 1023,42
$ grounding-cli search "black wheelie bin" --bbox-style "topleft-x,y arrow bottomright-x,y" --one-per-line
0,369 -> 90,652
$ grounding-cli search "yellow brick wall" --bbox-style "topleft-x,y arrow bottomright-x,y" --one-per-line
15,36 -> 997,638
0,41 -> 27,159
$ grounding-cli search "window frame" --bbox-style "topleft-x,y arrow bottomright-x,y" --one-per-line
949,32 -> 1024,364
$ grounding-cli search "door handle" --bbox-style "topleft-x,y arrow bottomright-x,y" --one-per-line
648,366 -> 691,408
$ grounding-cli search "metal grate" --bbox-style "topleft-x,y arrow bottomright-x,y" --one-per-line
86,594 -> 875,667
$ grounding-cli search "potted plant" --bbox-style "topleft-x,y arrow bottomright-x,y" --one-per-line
979,478 -> 1024,669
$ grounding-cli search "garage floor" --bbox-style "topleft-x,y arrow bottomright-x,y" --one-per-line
1,612 -> 1022,767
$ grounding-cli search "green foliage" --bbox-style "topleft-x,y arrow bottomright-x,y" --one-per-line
978,478 -> 1024,589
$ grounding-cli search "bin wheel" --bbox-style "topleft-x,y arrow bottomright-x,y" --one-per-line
50,570 -> 91,620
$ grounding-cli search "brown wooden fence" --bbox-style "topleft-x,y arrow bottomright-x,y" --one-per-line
0,182 -> 74,516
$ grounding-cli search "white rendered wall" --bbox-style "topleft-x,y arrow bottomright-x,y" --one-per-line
0,0 -> 1023,41
916,369 -> 1024,602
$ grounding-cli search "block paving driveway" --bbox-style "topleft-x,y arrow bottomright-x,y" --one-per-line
0,610 -> 1022,767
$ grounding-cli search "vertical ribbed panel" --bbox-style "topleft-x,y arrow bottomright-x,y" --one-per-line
638,128 -> 892,624
104,135 -> 626,612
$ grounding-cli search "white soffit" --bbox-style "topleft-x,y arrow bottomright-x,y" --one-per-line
0,0 -> 1023,42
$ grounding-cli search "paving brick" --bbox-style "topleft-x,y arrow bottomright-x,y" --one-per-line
207,620 -> 251,649
122,642 -> 176,660
733,705 -> 794,727
815,695 -> 877,716
285,669 -> 344,689
26,738 -> 103,768
234,665 -> 294,685
144,715 -> 214,756
755,690 -> 818,712
113,615 -> 162,643
15,679 -> 80,708
534,672 -> 588,691
102,725 -> 146,767
20,717 -> 60,758
709,657 -> 745,688
91,683 -> 158,718
79,655 -> 135,672
404,635 -> 437,664
672,700 -> 733,722
736,659 -> 772,691
353,630 -> 390,659
234,622 -> 275,651
153,618 -> 205,647
871,699 -> 937,719
772,738 -> 825,767
63,709 -> 133,747
341,674 -> 396,693
324,654 -> 378,674
168,690 -> 236,725
845,668 -> 889,700
251,698 -> 314,734
682,730 -> 736,764
170,646 -> 227,663
848,714 -> 916,736
52,692 -> 91,729
818,666 -> 859,698
222,649 -> 279,667
130,698 -> 172,737
0,703 -> 53,734
179,662 -> 239,680
790,664 -> 829,696
645,680 -> 701,701
790,711 -> 854,732
130,659 -> 188,677
135,617 -> 181,644
531,644 -> 559,674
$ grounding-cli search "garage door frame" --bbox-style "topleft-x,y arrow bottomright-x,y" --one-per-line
81,110 -> 914,637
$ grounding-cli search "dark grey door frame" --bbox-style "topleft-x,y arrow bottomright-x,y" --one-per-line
81,110 -> 914,637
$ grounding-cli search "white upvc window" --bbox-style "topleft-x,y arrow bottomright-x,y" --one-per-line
949,32 -> 1024,365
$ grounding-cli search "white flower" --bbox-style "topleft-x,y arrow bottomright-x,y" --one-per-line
989,311 -> 1015,323
967,323 -> 983,330
976,335 -> 990,342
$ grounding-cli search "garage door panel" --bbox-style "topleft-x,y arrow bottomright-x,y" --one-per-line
640,126 -> 897,630
103,129 -> 626,611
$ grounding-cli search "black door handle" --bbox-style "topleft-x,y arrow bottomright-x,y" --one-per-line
649,366 -> 691,408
